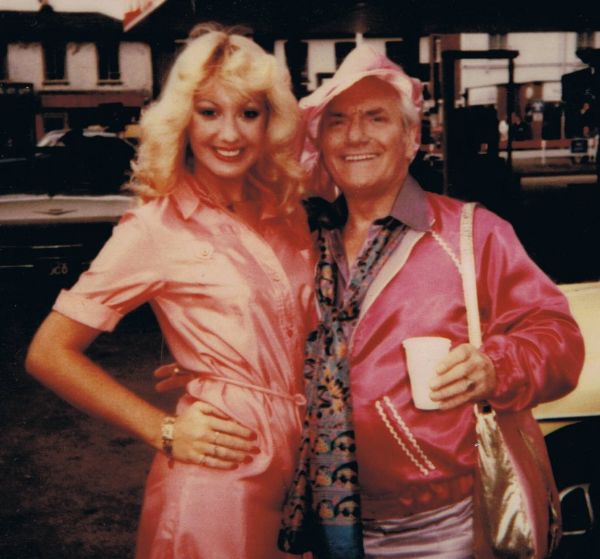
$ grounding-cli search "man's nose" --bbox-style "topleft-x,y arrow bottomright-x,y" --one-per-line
346,115 -> 367,144
219,114 -> 241,143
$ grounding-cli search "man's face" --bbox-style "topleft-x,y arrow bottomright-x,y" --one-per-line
318,77 -> 417,201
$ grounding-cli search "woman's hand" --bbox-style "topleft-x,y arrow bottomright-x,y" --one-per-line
154,362 -> 195,393
171,401 -> 259,469
429,343 -> 496,410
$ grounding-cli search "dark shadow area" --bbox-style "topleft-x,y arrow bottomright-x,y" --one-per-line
0,297 -> 176,558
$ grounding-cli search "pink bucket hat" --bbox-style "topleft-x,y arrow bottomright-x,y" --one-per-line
299,44 -> 423,196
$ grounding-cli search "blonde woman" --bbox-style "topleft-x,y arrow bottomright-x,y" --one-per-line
26,25 -> 314,558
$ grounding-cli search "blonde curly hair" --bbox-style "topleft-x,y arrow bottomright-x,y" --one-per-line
131,23 -> 304,211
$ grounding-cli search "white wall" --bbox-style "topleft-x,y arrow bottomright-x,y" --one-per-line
121,42 -> 152,91
66,43 -> 96,88
457,32 -> 588,98
306,39 -> 340,90
7,43 -> 43,85
6,41 -> 152,94
508,32 -> 583,82
304,38 -> 388,91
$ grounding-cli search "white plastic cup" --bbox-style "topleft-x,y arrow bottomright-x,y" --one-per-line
402,336 -> 451,410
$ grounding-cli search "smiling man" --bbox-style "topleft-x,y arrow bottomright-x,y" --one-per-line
279,45 -> 584,559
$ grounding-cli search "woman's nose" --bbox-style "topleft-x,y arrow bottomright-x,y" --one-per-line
219,114 -> 241,143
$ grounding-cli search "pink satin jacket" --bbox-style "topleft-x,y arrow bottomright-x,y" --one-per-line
346,189 -> 584,519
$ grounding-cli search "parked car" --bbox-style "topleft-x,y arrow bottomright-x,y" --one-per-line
33,128 -> 136,196
0,193 -> 135,298
0,127 -> 136,300
502,182 -> 600,557
534,281 -> 600,556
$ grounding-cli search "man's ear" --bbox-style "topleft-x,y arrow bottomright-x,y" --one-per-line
404,123 -> 420,160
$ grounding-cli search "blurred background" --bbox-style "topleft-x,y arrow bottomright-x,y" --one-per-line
1,1 -> 599,557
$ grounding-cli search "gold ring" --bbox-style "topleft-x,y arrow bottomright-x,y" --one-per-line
171,366 -> 180,377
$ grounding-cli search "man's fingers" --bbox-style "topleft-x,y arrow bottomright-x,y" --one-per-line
155,375 -> 191,393
153,363 -> 193,392
435,344 -> 471,374
153,364 -> 175,379
430,378 -> 466,402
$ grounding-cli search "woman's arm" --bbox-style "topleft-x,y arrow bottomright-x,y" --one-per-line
25,311 -> 258,469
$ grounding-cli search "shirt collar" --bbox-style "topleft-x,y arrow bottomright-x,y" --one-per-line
314,174 -> 432,232
388,174 -> 432,232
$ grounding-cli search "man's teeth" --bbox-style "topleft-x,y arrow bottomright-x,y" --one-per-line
216,148 -> 241,157
344,154 -> 376,161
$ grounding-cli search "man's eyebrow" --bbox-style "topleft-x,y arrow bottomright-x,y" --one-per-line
325,106 -> 387,117
324,109 -> 346,118
365,107 -> 386,116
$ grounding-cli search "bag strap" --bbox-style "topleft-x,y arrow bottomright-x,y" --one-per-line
459,202 -> 482,348
460,203 -> 490,417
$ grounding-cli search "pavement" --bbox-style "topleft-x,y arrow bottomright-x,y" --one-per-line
0,296 -> 177,559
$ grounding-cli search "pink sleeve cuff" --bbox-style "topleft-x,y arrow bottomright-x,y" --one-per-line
483,339 -> 529,407
53,289 -> 123,332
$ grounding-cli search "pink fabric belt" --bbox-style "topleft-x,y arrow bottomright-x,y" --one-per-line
201,374 -> 307,406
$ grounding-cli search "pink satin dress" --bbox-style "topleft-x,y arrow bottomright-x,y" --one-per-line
53,176 -> 315,559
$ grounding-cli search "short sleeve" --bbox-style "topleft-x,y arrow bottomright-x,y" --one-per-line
53,210 -> 163,331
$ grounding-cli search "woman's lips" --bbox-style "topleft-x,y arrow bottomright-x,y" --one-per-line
214,147 -> 243,160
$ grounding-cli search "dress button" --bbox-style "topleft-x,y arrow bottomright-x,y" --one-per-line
286,328 -> 294,337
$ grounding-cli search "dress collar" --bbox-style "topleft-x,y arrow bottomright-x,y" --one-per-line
170,173 -> 279,222
170,173 -> 217,220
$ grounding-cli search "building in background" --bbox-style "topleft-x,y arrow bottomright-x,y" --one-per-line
0,7 -> 152,143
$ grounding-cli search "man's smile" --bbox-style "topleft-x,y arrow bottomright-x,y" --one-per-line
342,153 -> 378,162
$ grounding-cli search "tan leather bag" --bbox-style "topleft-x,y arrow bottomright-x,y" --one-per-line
460,203 -> 561,559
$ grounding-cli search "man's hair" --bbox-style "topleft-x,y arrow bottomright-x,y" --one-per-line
317,76 -> 420,138
130,23 -> 304,211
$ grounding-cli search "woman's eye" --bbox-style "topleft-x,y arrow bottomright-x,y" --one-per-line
243,109 -> 261,119
198,108 -> 217,118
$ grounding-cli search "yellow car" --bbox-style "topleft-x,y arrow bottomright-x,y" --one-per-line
535,281 -> 600,555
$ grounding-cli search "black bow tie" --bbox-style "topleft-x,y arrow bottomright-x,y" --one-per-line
303,196 -> 348,231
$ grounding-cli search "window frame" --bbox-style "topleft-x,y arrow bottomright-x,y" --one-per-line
96,42 -> 122,84
42,40 -> 68,84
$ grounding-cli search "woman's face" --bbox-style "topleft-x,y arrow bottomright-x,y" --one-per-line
188,81 -> 268,196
